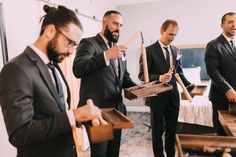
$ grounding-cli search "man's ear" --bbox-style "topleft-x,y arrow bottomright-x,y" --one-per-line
45,24 -> 56,40
160,28 -> 164,35
102,19 -> 107,28
220,23 -> 224,29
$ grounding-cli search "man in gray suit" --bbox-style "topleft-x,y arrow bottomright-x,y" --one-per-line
73,10 -> 136,157
0,5 -> 101,157
205,12 -> 236,135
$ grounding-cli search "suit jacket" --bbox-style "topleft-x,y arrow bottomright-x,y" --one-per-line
0,47 -> 76,157
205,34 -> 236,105
73,34 -> 136,113
138,41 -> 190,108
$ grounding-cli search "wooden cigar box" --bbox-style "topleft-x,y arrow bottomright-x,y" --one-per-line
124,81 -> 173,100
176,134 -> 236,157
88,108 -> 134,144
181,85 -> 207,100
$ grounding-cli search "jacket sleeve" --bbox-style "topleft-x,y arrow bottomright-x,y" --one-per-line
205,42 -> 231,94
73,38 -> 107,78
0,63 -> 71,148
175,59 -> 191,87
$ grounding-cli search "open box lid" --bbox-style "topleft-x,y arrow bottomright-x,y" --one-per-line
190,85 -> 207,96
124,81 -> 173,100
101,108 -> 134,129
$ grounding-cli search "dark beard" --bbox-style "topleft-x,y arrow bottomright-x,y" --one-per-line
47,37 -> 60,63
104,25 -> 119,43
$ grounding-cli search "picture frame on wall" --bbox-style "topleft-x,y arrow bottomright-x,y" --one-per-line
0,2 -> 8,71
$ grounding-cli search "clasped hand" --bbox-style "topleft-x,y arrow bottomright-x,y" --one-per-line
226,89 -> 236,103
73,99 -> 102,123
105,45 -> 127,60
160,72 -> 172,83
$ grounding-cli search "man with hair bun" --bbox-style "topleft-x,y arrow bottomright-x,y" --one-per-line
0,5 -> 101,157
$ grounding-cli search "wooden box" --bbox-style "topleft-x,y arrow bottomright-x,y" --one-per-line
176,134 -> 236,157
181,85 -> 207,100
88,108 -> 134,144
124,81 -> 173,100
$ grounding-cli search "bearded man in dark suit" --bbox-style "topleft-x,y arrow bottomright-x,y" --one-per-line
73,10 -> 137,157
0,5 -> 101,157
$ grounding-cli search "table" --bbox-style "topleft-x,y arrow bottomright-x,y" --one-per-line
218,110 -> 236,136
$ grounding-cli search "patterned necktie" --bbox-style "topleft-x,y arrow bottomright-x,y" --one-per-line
47,62 -> 66,111
108,42 -> 119,77
230,40 -> 236,53
163,46 -> 170,68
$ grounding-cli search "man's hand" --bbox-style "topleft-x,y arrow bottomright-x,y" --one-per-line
160,72 -> 172,83
73,99 -> 101,123
226,89 -> 236,103
105,45 -> 127,60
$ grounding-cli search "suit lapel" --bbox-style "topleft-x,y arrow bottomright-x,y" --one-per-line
24,47 -> 64,111
96,34 -> 118,80
171,46 -> 177,67
55,64 -> 71,106
96,34 -> 109,52
220,35 -> 236,61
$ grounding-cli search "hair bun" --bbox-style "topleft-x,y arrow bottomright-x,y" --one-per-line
43,5 -> 56,14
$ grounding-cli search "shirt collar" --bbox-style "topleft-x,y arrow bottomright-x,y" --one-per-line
158,40 -> 170,49
29,44 -> 50,64
99,33 -> 109,47
222,33 -> 235,43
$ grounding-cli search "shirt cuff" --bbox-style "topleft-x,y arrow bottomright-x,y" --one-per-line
66,110 -> 76,127
159,75 -> 162,82
103,51 -> 110,66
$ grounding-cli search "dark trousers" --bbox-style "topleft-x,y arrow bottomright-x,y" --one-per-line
150,96 -> 179,157
212,102 -> 228,135
90,129 -> 121,157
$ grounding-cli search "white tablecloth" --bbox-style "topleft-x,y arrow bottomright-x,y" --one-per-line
178,96 -> 213,127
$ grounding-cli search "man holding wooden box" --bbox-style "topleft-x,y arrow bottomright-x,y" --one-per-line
139,19 -> 192,157
73,10 -> 136,157
0,5 -> 101,157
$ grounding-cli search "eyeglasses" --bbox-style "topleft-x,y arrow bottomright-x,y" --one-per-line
56,28 -> 78,48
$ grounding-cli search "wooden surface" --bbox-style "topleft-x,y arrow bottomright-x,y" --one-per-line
88,124 -> 113,144
88,108 -> 134,143
218,110 -> 236,136
102,108 -> 134,129
190,85 -> 207,95
176,134 -> 236,157
124,82 -> 173,100
181,85 -> 207,100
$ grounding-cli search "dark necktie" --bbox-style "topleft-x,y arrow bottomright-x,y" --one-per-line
108,42 -> 119,77
230,40 -> 236,53
48,62 -> 66,111
163,46 -> 170,68
108,41 -> 113,48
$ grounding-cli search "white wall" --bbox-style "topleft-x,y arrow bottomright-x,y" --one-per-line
117,0 -> 236,107
0,0 -> 115,156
